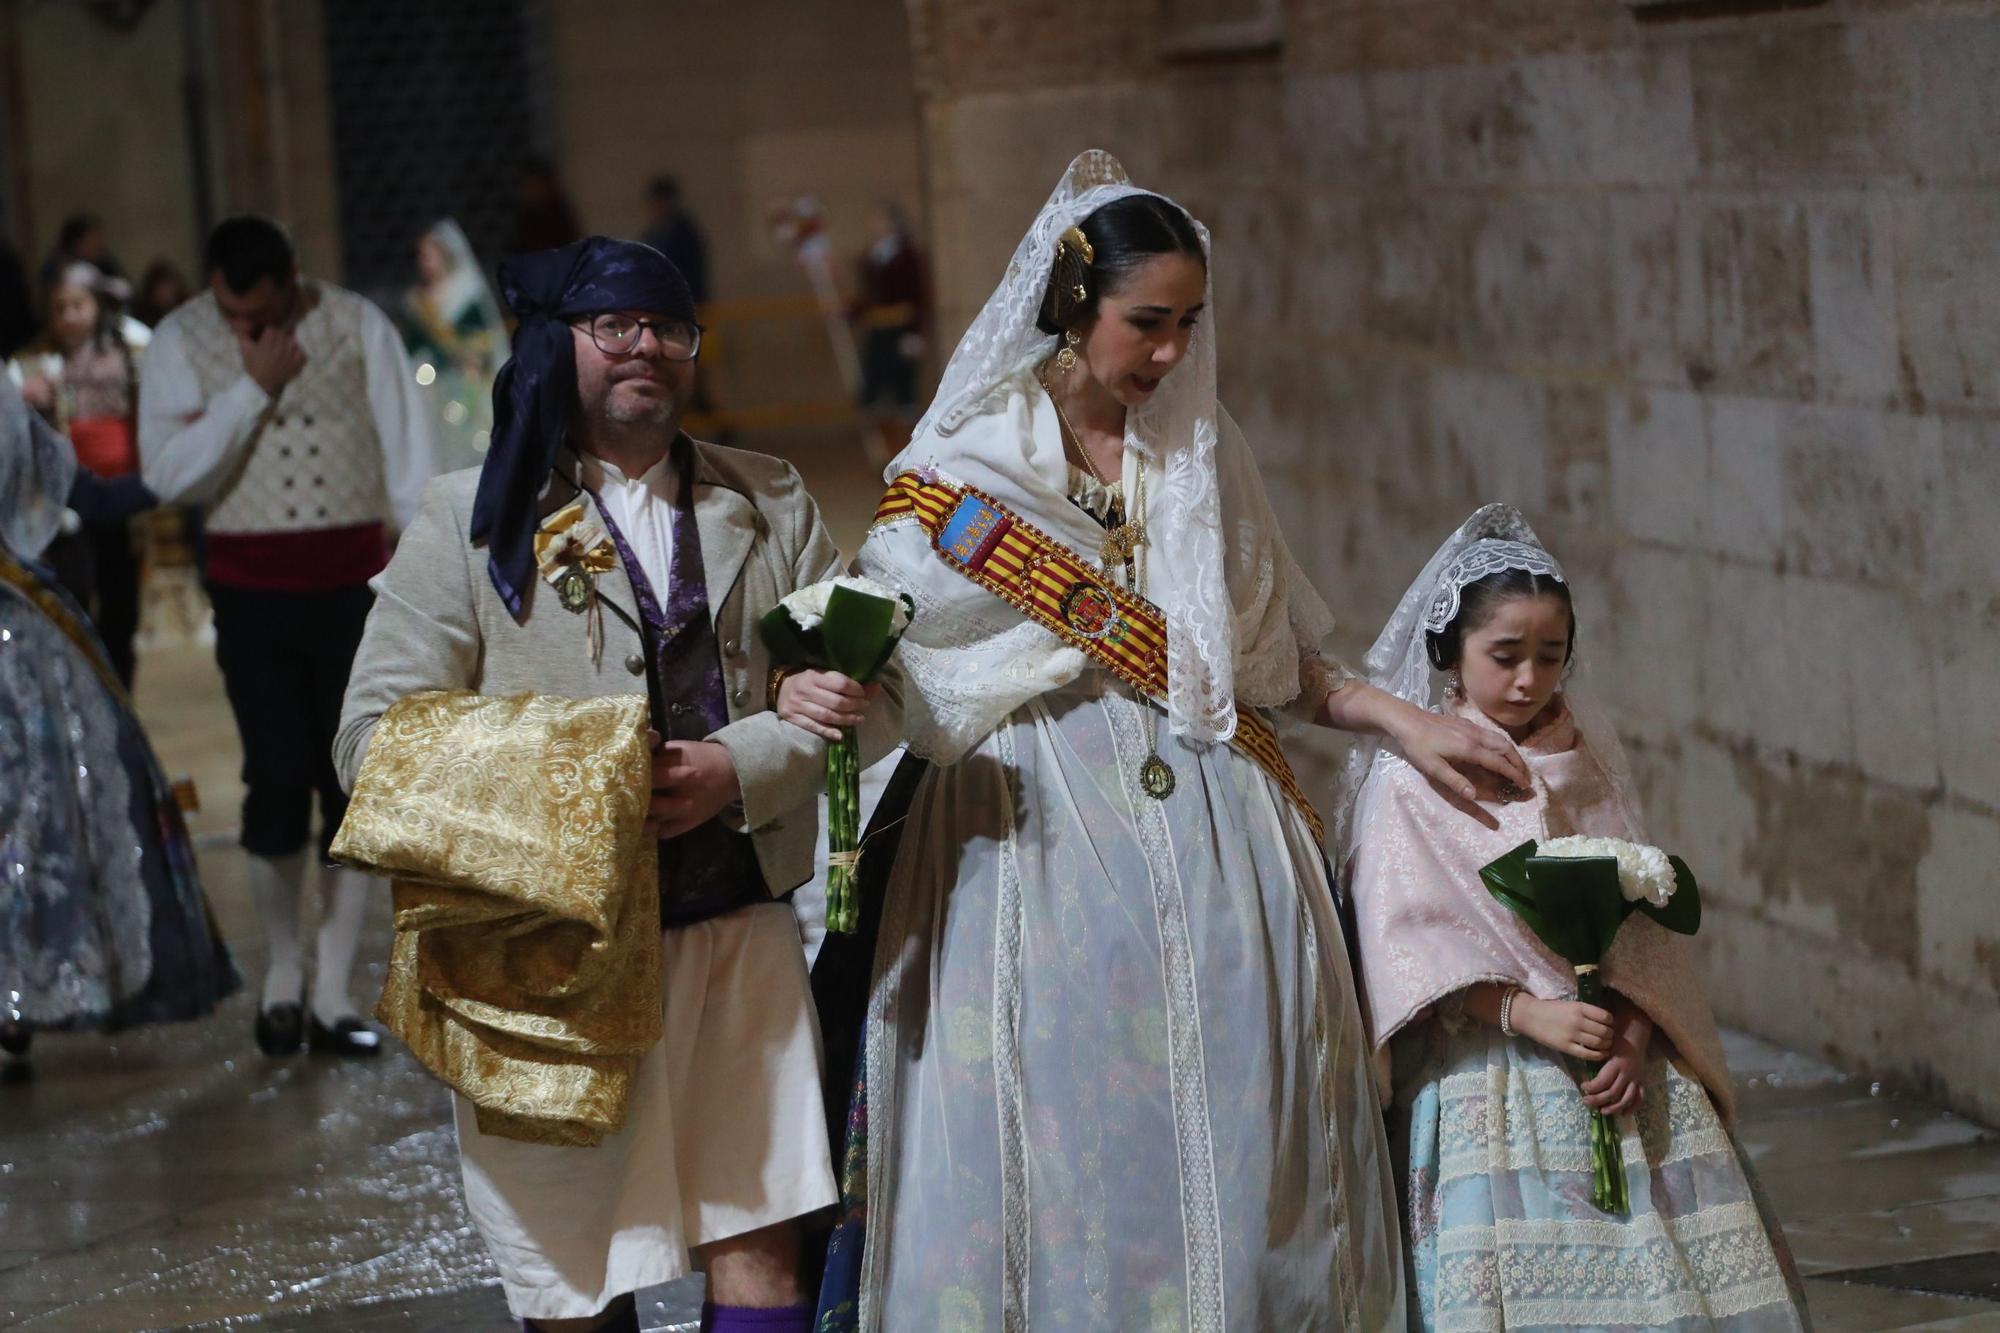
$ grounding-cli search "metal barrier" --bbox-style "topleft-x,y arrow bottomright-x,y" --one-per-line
680,294 -> 864,438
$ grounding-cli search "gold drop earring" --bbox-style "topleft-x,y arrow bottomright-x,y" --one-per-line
1445,669 -> 1463,701
1055,327 -> 1081,373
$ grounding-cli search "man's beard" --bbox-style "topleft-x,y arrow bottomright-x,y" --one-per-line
601,394 -> 676,427
594,374 -> 681,430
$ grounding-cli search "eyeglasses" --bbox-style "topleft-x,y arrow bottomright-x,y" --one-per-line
575,313 -> 702,360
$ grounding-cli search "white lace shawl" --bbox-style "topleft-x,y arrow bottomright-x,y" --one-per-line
871,150 -> 1341,759
861,368 -> 1343,764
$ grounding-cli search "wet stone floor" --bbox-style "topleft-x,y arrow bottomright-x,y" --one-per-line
5,622 -> 2000,1329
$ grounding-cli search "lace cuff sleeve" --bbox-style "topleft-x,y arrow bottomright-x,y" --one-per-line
1284,652 -> 1360,723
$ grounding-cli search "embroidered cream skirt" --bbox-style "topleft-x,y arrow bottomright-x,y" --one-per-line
456,902 -> 836,1319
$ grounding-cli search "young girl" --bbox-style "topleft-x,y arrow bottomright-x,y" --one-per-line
1343,504 -> 1811,1331
9,262 -> 150,686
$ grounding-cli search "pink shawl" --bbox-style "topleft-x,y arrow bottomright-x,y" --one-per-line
1347,699 -> 1735,1119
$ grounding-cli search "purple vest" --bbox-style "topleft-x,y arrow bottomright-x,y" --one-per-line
593,445 -> 767,927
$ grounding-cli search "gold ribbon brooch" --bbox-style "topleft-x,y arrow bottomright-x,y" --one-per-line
533,499 -> 619,663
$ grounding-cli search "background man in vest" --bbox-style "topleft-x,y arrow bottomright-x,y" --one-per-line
139,214 -> 437,1059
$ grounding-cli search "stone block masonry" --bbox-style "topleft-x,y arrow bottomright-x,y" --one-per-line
906,0 -> 2000,1121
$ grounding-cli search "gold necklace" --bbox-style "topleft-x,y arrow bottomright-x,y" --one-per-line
1042,370 -> 1147,570
1040,367 -> 1173,801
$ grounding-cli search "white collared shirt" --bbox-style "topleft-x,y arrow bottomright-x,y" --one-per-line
581,449 -> 679,599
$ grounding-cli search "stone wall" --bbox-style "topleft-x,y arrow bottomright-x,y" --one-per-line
908,0 -> 2000,1120
12,0 -> 342,286
13,2 -> 201,285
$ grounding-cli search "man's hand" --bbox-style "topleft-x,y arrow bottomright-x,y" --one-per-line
238,326 -> 306,398
776,669 -> 880,743
18,373 -> 55,413
1581,1002 -> 1654,1116
644,736 -> 742,840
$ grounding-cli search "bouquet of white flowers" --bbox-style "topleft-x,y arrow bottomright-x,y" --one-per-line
760,576 -> 912,933
1479,834 -> 1702,1212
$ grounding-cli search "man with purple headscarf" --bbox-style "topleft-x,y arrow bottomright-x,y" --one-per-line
335,237 -> 901,1333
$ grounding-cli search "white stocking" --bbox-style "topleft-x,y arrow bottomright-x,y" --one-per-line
310,865 -> 372,1025
246,851 -> 308,1010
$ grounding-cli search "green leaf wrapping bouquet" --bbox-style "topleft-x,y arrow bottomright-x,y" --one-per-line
759,576 -> 913,933
1479,835 -> 1702,1213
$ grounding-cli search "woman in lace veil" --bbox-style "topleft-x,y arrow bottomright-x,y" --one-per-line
1341,504 -> 1809,1330
812,151 -> 1535,1330
0,375 -> 239,1065
399,219 -> 508,474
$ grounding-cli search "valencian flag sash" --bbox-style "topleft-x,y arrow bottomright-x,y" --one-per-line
873,470 -> 1326,845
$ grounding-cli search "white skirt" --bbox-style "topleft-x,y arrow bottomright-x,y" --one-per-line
859,677 -> 1405,1330
455,901 -> 837,1319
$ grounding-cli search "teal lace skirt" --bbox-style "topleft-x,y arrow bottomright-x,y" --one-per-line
1390,1018 -> 1812,1332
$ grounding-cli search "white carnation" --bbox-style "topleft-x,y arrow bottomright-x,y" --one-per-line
780,575 -> 910,634
1537,835 -> 1677,907
778,581 -> 835,629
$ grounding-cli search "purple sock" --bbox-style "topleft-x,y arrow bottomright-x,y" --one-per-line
699,1301 -> 814,1333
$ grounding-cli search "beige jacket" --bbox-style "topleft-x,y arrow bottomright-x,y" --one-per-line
334,437 -> 902,898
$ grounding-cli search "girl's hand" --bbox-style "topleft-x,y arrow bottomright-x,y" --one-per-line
19,374 -> 55,412
1513,995 -> 1614,1063
1582,1003 -> 1654,1115
1581,1050 -> 1645,1116
777,669 -> 879,742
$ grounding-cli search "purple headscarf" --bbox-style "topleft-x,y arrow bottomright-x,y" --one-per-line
473,235 -> 696,617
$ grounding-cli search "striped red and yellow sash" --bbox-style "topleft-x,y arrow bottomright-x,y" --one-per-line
874,471 -> 1325,845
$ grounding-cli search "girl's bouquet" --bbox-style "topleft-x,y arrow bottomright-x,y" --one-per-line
1478,835 -> 1703,1212
760,576 -> 912,933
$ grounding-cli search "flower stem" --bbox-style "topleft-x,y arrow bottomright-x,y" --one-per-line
825,727 -> 861,934
1590,1107 -> 1629,1213
1574,972 -> 1628,1213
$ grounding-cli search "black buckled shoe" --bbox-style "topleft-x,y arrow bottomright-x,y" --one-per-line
254,1002 -> 305,1056
308,1015 -> 383,1057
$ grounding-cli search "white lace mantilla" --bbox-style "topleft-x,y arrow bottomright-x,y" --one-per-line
1420,538 -> 1566,634
886,150 -> 1344,746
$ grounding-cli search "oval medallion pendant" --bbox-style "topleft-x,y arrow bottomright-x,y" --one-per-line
556,566 -> 593,613
1139,753 -> 1176,801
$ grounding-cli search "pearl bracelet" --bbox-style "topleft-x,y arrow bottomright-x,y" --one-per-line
1499,987 -> 1519,1037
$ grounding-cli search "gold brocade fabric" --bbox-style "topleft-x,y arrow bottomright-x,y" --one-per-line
330,691 -> 661,1147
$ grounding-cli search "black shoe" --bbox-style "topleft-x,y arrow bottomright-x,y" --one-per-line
254,1002 -> 305,1056
524,1296 -> 638,1332
0,1023 -> 29,1057
308,1015 -> 382,1057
